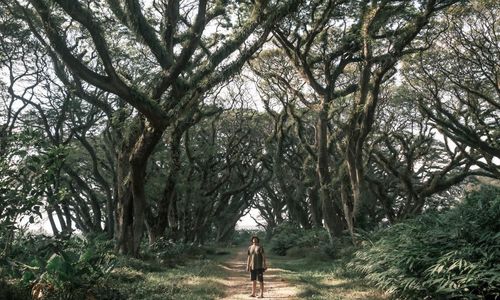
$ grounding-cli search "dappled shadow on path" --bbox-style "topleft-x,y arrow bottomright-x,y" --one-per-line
218,247 -> 300,299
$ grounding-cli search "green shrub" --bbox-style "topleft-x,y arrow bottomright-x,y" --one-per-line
0,278 -> 29,300
232,229 -> 262,246
269,222 -> 303,255
149,237 -> 203,265
285,246 -> 309,258
320,235 -> 358,259
349,186 -> 500,299
1,234 -> 116,298
270,222 -> 330,256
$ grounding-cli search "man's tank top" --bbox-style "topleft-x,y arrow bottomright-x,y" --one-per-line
248,245 -> 264,270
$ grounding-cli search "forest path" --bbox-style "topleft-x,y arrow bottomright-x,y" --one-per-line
218,247 -> 300,299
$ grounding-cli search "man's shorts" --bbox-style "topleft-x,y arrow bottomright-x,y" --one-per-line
250,268 -> 264,282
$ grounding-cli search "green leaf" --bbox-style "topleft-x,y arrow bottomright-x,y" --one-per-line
21,271 -> 35,283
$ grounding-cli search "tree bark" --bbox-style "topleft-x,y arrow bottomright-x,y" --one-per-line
114,122 -> 139,255
147,123 -> 184,244
339,168 -> 354,239
307,174 -> 322,228
46,207 -> 59,236
316,111 -> 343,240
129,125 -> 163,256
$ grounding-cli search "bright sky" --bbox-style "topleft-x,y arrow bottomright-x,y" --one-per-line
28,205 -> 263,235
236,207 -> 262,230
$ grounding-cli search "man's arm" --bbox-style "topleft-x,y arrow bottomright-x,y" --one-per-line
246,248 -> 251,271
262,247 -> 267,269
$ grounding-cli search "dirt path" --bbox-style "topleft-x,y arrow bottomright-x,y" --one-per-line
218,247 -> 300,300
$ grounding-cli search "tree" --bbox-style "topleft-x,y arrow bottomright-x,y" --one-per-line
4,0 -> 301,256
254,0 -> 460,239
368,86 -> 481,221
0,15 -> 45,252
176,107 -> 266,243
407,0 -> 500,178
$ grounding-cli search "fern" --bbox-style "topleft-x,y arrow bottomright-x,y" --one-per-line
349,186 -> 500,299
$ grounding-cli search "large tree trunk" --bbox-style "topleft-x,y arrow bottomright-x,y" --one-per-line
114,120 -> 140,255
294,182 -> 312,229
216,220 -> 237,243
344,15 -> 382,229
316,111 -> 343,240
345,141 -> 369,222
340,169 -> 354,239
273,114 -> 311,228
343,0 -> 436,227
147,127 -> 183,245
345,73 -> 384,229
115,157 -> 134,254
129,125 -> 163,256
307,174 -> 323,228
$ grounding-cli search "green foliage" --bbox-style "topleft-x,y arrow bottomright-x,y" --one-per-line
268,250 -> 386,300
0,278 -> 29,300
0,131 -> 44,246
110,250 -> 229,299
1,234 -> 116,298
270,222 -> 330,256
270,223 -> 303,256
232,229 -> 263,246
349,186 -> 500,299
149,237 -> 197,261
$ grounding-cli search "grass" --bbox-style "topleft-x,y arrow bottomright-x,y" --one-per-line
0,244 -> 237,300
1,241 -> 387,300
108,242 -> 387,300
104,246 -> 235,300
268,248 -> 388,300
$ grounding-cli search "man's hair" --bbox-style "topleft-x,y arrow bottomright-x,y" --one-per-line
250,236 -> 260,243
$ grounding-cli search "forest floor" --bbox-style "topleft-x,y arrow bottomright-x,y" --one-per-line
218,246 -> 300,299
107,245 -> 387,299
217,246 -> 387,300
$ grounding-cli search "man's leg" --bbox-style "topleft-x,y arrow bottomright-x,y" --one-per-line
258,270 -> 264,298
252,280 -> 257,296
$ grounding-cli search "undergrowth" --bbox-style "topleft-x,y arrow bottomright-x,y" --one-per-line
350,186 -> 500,299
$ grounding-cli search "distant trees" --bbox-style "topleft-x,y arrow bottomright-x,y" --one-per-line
0,12 -> 47,251
175,108 -> 268,243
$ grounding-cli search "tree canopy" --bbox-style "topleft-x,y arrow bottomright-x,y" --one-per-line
0,0 -> 498,258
